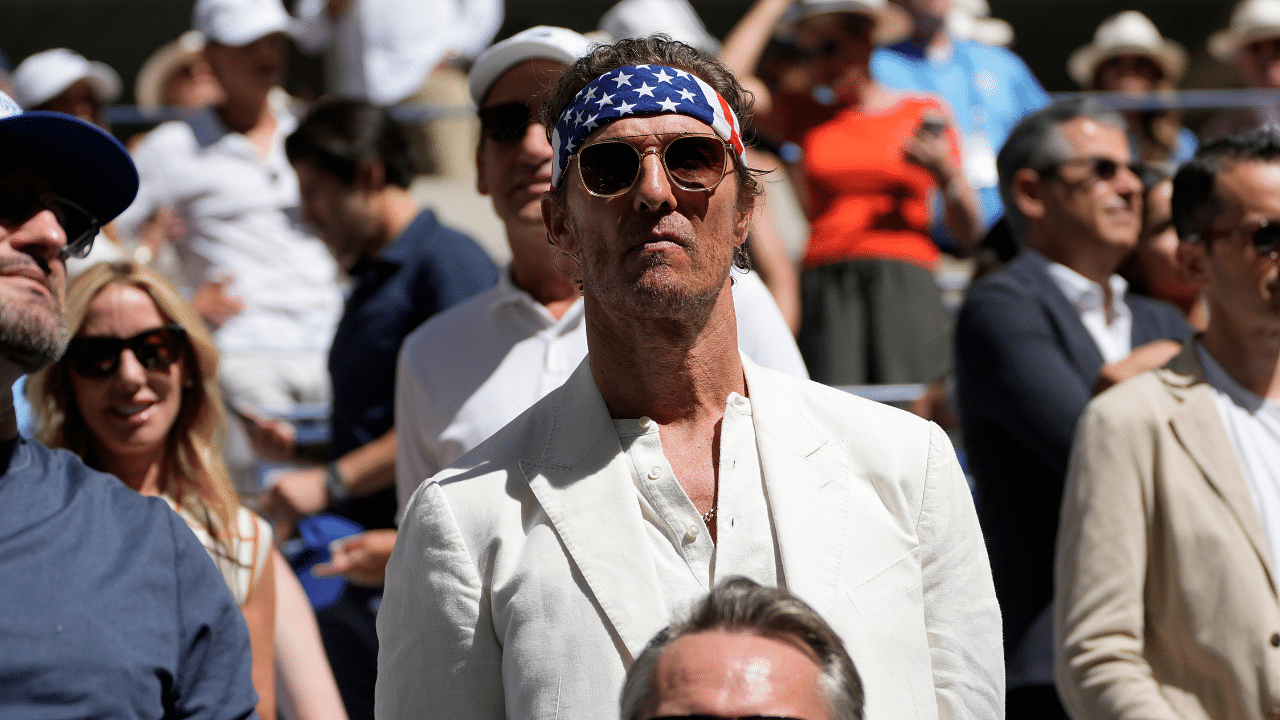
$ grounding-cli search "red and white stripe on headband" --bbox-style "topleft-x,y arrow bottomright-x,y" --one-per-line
551,64 -> 746,188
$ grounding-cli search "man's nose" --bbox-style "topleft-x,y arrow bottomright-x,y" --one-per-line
521,122 -> 553,163
7,209 -> 68,262
632,150 -> 675,212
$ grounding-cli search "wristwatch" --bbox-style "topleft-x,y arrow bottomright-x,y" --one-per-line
324,461 -> 350,504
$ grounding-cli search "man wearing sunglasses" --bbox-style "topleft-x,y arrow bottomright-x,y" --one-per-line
393,25 -> 806,516
379,36 -> 1001,720
954,97 -> 1194,720
1055,127 -> 1280,720
0,91 -> 258,718
619,578 -> 863,720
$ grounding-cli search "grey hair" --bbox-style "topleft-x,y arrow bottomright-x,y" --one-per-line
1172,126 -> 1280,244
619,577 -> 863,720
997,97 -> 1126,242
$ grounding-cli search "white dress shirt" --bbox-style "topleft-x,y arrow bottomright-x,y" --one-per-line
116,93 -> 341,356
394,267 -> 808,519
1036,249 -> 1133,363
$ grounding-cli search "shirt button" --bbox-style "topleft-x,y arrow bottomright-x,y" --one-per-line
1271,633 -> 1280,648
685,524 -> 700,541
639,416 -> 652,429
647,466 -> 662,480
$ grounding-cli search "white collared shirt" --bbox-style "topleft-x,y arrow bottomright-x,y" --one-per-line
394,267 -> 808,520
615,392 -> 779,613
1032,249 -> 1133,363
117,92 -> 342,356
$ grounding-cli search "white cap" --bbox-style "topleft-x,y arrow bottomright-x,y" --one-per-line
10,48 -> 122,110
598,0 -> 721,54
194,0 -> 294,47
788,0 -> 913,47
1209,0 -> 1280,63
468,26 -> 596,105
1068,11 -> 1187,88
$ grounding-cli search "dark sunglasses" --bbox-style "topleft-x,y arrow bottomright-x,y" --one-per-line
0,169 -> 99,260
1203,218 -> 1280,257
1042,156 -> 1143,184
65,325 -> 187,378
479,102 -> 536,143
573,134 -> 732,198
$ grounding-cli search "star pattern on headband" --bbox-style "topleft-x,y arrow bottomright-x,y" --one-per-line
552,64 -> 746,188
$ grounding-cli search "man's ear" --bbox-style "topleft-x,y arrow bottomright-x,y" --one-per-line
735,197 -> 756,246
1177,236 -> 1212,287
1011,167 -> 1047,223
542,192 -> 576,255
355,160 -> 386,193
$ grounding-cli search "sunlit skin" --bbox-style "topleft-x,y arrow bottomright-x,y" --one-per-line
1130,179 -> 1203,325
646,630 -> 832,720
69,283 -> 185,495
1094,54 -> 1164,94
1182,161 -> 1280,401
161,57 -> 225,109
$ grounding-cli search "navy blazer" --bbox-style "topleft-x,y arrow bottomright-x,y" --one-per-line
954,249 -> 1193,653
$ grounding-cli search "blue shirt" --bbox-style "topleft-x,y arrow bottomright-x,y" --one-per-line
0,437 -> 258,720
327,209 -> 497,529
873,36 -> 1049,233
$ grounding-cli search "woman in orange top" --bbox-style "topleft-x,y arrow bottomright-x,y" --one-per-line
723,0 -> 982,386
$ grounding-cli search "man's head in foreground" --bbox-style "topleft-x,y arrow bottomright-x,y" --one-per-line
997,97 -> 1143,273
620,578 -> 863,720
539,35 -> 761,320
0,90 -> 138,379
1172,127 -> 1280,331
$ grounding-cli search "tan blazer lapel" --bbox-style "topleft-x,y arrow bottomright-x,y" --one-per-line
745,359 -> 851,623
519,362 -> 670,663
1163,348 -> 1279,596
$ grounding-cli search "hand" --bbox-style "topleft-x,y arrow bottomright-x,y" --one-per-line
312,529 -> 397,587
237,408 -> 298,463
1095,339 -> 1183,395
259,466 -> 329,529
190,277 -> 244,329
903,117 -> 956,184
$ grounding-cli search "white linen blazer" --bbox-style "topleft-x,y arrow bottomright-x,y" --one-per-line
377,355 -> 1003,720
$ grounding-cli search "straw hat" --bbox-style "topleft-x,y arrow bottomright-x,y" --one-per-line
946,0 -> 1013,48
789,0 -> 913,47
135,31 -> 208,114
1208,0 -> 1280,63
1068,11 -> 1187,88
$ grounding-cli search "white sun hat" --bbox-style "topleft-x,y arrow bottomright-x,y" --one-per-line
10,48 -> 122,110
1209,0 -> 1280,63
598,0 -> 721,54
788,0 -> 913,47
1068,11 -> 1187,88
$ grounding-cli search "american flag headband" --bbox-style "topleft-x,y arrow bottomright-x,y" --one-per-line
550,64 -> 747,188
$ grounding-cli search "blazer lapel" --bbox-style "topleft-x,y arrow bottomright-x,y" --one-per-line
519,361 -> 670,663
1012,252 -> 1105,381
1162,348 -> 1279,596
744,359 -> 851,624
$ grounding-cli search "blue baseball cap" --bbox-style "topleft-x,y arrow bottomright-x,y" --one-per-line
0,89 -> 139,227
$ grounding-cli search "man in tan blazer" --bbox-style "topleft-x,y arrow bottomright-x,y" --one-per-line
377,34 -> 1003,720
1055,127 -> 1280,720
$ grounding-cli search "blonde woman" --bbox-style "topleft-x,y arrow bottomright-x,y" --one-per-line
29,261 -> 347,720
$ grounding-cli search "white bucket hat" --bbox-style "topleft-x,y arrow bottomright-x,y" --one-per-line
10,48 -> 122,110
787,0 -> 912,47
468,26 -> 596,105
193,0 -> 294,47
598,0 -> 721,54
1209,0 -> 1280,63
1068,11 -> 1187,88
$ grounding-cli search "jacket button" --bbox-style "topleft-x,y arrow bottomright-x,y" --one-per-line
1272,633 -> 1280,647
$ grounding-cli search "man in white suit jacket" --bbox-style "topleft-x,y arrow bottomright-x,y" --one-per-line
378,34 -> 1003,720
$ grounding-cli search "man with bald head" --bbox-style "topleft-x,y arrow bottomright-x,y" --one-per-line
379,35 -> 1001,720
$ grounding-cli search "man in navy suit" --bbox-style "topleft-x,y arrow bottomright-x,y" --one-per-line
955,97 -> 1193,720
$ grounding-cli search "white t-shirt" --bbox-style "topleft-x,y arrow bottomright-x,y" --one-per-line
1198,343 -> 1280,565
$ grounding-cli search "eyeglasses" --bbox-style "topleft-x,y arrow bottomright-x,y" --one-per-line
65,325 -> 187,378
479,102 -> 536,143
1042,156 -> 1143,184
572,134 -> 732,198
1201,218 -> 1280,258
0,172 -> 100,260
